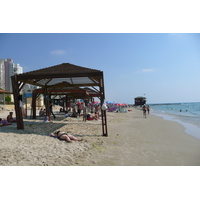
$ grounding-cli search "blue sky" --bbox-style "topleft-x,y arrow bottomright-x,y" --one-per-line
1,33 -> 200,104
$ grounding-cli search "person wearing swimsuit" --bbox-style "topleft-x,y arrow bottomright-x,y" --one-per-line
51,131 -> 83,143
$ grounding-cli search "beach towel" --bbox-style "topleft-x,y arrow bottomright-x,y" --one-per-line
0,124 -> 12,127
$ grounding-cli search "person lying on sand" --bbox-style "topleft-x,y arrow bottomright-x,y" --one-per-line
0,118 -> 9,125
87,112 -> 98,120
50,131 -> 83,143
7,112 -> 16,122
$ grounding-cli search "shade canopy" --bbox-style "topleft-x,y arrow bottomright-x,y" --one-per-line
17,63 -> 102,88
11,63 -> 108,136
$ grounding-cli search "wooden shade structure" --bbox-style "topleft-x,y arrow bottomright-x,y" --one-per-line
11,63 -> 108,136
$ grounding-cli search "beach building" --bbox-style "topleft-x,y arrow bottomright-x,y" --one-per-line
0,88 -> 11,104
0,59 -> 24,103
23,84 -> 44,108
0,59 -> 6,90
134,96 -> 146,105
0,59 -> 23,92
8,62 -> 23,92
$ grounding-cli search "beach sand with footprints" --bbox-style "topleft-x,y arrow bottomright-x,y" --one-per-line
1,106 -> 200,166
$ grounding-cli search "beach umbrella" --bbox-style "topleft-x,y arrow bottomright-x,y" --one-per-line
106,101 -> 112,104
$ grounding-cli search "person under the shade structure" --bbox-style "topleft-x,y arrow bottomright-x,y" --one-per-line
49,101 -> 56,119
7,112 -> 16,123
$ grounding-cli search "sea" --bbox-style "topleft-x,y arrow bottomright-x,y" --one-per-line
149,102 -> 200,140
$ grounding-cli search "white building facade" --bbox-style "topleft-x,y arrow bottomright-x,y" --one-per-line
0,59 -> 23,92
0,59 -> 6,90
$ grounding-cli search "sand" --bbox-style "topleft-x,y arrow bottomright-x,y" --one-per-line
1,106 -> 200,166
81,110 -> 200,166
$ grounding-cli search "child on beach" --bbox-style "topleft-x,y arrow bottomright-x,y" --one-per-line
43,116 -> 49,122
39,108 -> 44,116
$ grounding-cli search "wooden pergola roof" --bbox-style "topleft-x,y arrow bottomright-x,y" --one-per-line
34,81 -> 89,95
11,63 -> 108,136
17,63 -> 102,87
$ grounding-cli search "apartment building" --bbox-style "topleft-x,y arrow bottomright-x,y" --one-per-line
0,59 -> 23,92
0,59 -> 5,89
0,59 -> 43,106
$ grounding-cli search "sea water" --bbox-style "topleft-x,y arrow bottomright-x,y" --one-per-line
149,102 -> 200,140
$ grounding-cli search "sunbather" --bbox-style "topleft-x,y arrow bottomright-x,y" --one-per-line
86,112 -> 98,120
50,131 -> 83,143
7,112 -> 16,122
0,118 -> 9,125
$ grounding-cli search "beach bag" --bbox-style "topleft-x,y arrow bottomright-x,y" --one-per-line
101,101 -> 107,110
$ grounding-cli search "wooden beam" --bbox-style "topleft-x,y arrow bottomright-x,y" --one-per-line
11,76 -> 24,129
32,92 -> 37,119
19,81 -> 27,92
44,86 -> 50,121
99,73 -> 108,136
17,72 -> 103,80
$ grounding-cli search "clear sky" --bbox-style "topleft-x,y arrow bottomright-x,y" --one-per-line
1,33 -> 200,104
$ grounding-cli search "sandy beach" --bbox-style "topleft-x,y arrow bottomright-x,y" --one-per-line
0,106 -> 200,166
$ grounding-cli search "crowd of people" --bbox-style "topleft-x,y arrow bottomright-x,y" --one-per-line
37,100 -> 102,122
1,102 -> 151,125
0,100 -> 102,127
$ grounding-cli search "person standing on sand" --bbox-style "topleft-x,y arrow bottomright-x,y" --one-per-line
95,105 -> 100,119
142,105 -> 147,118
49,101 -> 56,119
77,102 -> 82,117
147,105 -> 150,114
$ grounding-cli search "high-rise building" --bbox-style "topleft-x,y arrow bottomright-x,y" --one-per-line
0,59 -> 23,92
0,59 -> 6,89
9,62 -> 23,92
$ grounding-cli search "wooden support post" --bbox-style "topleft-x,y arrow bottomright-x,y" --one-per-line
83,108 -> 86,122
65,95 -> 68,111
44,86 -> 50,121
100,73 -> 108,136
32,92 -> 37,119
11,76 -> 24,129
25,97 -> 27,118
83,92 -> 86,122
